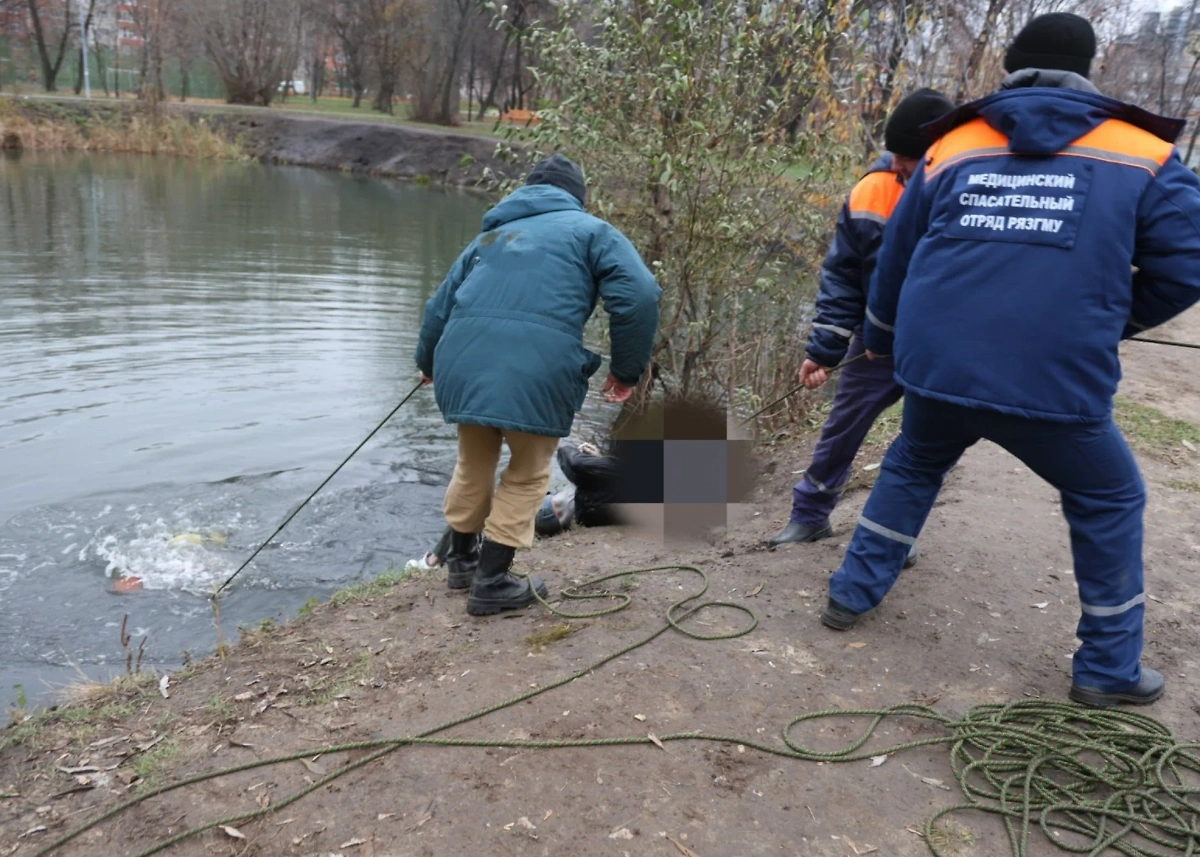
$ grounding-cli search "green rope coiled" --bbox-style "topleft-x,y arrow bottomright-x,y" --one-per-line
32,564 -> 1200,857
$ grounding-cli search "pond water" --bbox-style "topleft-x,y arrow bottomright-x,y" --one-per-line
0,153 -> 614,709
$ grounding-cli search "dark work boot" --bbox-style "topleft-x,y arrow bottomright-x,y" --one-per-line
445,530 -> 481,591
467,539 -> 549,616
905,543 -> 919,569
767,520 -> 833,550
1069,668 -> 1165,708
821,597 -> 862,631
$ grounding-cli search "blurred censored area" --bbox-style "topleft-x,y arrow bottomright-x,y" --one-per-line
607,398 -> 759,543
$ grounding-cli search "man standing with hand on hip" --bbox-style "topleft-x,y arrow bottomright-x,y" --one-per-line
768,88 -> 954,554
416,154 -> 661,616
822,14 -> 1200,707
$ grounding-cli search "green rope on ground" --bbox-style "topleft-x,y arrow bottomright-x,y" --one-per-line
32,565 -> 1200,857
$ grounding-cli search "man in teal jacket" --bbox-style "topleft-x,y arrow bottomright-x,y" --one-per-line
416,154 -> 662,616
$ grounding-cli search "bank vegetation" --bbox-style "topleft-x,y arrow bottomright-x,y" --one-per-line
0,98 -> 244,159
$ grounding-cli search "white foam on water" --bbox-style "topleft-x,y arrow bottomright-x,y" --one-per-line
85,518 -> 238,595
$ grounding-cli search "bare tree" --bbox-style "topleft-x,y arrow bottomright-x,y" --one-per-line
405,0 -> 476,125
322,0 -> 369,107
187,0 -> 302,106
365,0 -> 404,114
26,0 -> 75,91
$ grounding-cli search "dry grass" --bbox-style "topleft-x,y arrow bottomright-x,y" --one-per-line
0,99 -> 245,160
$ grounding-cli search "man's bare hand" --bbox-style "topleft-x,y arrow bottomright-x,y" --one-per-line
865,351 -> 884,361
419,372 -> 433,386
799,359 -> 830,390
602,373 -> 634,403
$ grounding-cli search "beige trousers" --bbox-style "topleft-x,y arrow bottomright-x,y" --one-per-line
443,424 -> 559,549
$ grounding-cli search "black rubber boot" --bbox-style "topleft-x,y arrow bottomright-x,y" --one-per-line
905,543 -> 919,569
767,520 -> 833,550
821,597 -> 862,631
1070,668 -> 1165,708
467,539 -> 549,616
445,530 -> 481,590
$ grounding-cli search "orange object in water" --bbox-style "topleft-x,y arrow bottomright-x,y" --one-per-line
113,576 -> 143,593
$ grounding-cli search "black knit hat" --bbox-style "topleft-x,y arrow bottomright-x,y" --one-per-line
884,88 -> 955,159
525,153 -> 587,205
1004,13 -> 1097,79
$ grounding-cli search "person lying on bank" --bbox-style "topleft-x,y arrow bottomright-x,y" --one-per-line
415,154 -> 661,616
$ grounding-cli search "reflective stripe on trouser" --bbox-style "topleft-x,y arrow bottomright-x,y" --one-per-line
444,424 -> 559,550
828,393 -> 1147,691
791,336 -> 904,526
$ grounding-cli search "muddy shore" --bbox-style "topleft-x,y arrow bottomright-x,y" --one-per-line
2,308 -> 1198,856
1,97 -> 514,188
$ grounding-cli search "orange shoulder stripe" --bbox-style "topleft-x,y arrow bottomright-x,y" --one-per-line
925,116 -> 1174,178
925,118 -> 1010,178
847,171 -> 904,222
1064,119 -> 1174,172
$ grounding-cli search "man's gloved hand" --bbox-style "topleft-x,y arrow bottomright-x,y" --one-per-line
799,359 -> 830,390
602,373 -> 634,403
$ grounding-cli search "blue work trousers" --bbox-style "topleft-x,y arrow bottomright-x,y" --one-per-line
828,392 -> 1147,692
792,336 -> 904,526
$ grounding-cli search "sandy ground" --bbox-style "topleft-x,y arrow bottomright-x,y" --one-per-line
1,314 -> 1198,856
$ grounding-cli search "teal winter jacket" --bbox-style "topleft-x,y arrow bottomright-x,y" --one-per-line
415,185 -> 662,437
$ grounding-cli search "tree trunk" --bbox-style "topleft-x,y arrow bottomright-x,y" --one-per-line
180,64 -> 190,102
466,44 -> 475,122
27,0 -> 74,92
957,0 -> 1007,100
352,82 -> 364,108
478,32 -> 511,120
373,76 -> 395,114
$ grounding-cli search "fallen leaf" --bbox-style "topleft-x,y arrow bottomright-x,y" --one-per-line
274,818 -> 296,826
870,755 -> 887,767
56,765 -> 99,775
407,798 -> 435,832
969,664 -> 982,672
746,583 -> 764,598
517,817 -> 536,830
668,834 -> 704,856
229,739 -> 255,749
1183,439 -> 1197,452
300,758 -> 325,775
609,828 -> 634,840
19,826 -> 47,838
903,764 -> 951,790
543,810 -> 553,821
340,838 -> 369,848
233,692 -> 254,702
848,642 -> 867,649
0,791 -> 19,799
634,714 -> 647,722
221,825 -> 246,840
325,646 -> 334,654
864,463 -> 881,472
137,734 -> 166,753
377,813 -> 395,821
88,735 -> 126,750
648,733 -> 665,750
158,675 -> 170,699
844,836 -> 878,855
1033,602 -> 1049,609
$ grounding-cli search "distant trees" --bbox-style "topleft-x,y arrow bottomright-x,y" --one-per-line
186,0 -> 301,106
3,0 -> 1200,144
